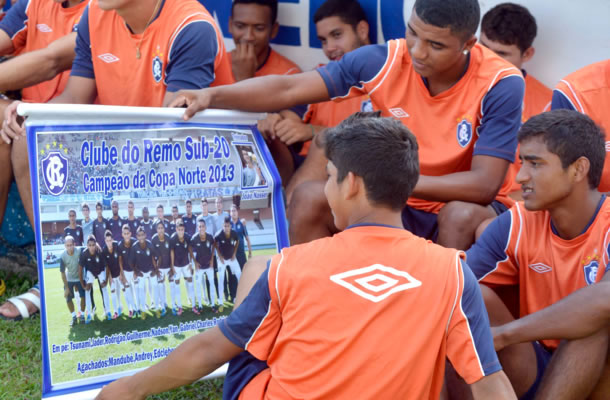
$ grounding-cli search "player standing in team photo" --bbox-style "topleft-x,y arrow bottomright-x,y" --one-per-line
170,220 -> 196,315
151,219 -> 172,317
64,209 -> 84,246
130,227 -> 158,320
214,217 -> 240,306
182,199 -> 197,237
118,225 -> 138,318
102,231 -> 122,319
140,206 -> 154,239
60,236 -> 85,326
191,217 -> 217,312
126,200 -> 140,236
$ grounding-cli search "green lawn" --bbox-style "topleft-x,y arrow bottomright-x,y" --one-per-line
1,248 -> 277,399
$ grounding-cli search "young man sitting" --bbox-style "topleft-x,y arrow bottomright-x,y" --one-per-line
96,116 -> 515,400
467,110 -> 610,399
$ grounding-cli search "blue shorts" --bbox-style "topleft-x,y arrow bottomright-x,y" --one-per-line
401,201 -> 509,242
520,341 -> 553,400
222,351 -> 268,400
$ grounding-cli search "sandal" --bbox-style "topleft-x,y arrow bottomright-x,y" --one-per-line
0,285 -> 40,321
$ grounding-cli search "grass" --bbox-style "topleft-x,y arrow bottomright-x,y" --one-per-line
0,248 -> 281,399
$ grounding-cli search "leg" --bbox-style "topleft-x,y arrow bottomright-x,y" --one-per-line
266,138 -> 295,188
10,137 -> 33,227
446,285 -> 539,399
216,259 -> 227,305
204,268 -> 217,307
481,285 -> 539,397
285,135 -> 327,204
437,201 -> 497,250
0,139 -> 12,229
535,329 -> 608,400
287,180 -> 338,245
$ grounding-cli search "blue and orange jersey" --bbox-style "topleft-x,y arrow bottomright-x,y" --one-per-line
551,59 -> 610,192
226,48 -> 301,84
0,0 -> 86,102
219,224 -> 500,399
467,197 -> 610,350
317,41 -> 524,213
71,0 -> 231,107
505,72 -> 553,194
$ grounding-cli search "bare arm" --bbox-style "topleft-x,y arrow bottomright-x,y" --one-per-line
0,29 -> 14,56
493,274 -> 610,350
170,71 -> 330,120
95,327 -> 242,400
48,75 -> 97,105
412,155 -> 509,205
470,371 -> 516,399
0,32 -> 76,92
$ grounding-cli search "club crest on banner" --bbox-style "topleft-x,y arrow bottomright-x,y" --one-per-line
456,116 -> 473,148
41,151 -> 68,196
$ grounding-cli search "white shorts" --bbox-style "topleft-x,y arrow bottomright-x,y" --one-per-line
123,270 -> 135,288
174,264 -> 192,280
86,270 -> 107,285
217,256 -> 241,276
140,271 -> 154,280
158,268 -> 171,281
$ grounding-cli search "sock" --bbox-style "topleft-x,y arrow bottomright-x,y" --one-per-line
174,281 -> 182,308
157,281 -> 166,309
186,280 -> 195,308
85,289 -> 92,315
71,311 -> 76,318
101,285 -> 111,314
111,290 -> 118,314
124,287 -> 134,312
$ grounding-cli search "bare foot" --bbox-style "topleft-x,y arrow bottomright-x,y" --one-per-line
0,288 -> 40,319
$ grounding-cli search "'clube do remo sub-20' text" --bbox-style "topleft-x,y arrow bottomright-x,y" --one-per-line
79,136 -> 237,194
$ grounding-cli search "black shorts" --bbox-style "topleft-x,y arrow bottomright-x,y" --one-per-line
65,281 -> 85,302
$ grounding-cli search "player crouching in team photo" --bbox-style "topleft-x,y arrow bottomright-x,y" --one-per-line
78,235 -> 111,324
96,116 -> 516,400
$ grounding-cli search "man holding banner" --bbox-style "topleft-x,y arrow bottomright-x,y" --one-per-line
0,0 -> 231,319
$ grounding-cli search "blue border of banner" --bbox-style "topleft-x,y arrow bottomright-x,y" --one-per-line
28,121 -> 289,398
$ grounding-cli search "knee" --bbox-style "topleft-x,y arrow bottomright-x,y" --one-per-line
287,181 -> 327,225
438,201 -> 490,233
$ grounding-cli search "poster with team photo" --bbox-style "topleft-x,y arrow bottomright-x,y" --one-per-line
23,104 -> 289,399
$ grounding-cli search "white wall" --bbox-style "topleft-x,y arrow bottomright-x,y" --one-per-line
212,0 -> 610,89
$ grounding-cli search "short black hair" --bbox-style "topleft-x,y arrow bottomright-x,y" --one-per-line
197,216 -> 206,225
95,201 -> 103,209
122,224 -> 131,232
136,226 -> 145,235
154,219 -> 165,228
324,113 -> 419,210
232,0 -> 278,25
185,199 -> 192,205
313,0 -> 368,30
413,0 -> 480,41
482,3 -> 537,53
104,230 -> 112,239
224,216 -> 231,224
518,110 -> 606,189
86,235 -> 96,244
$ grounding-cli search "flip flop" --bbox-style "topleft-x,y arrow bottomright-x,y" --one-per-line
0,286 -> 41,321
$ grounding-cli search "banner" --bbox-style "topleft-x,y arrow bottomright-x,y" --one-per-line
23,104 -> 289,399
